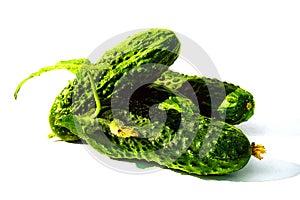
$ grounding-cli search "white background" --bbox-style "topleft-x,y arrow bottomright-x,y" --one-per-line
1,0 -> 300,199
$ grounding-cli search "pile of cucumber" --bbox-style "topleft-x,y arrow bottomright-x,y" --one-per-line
15,28 -> 265,176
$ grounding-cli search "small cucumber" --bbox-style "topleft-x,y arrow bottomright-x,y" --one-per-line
154,70 -> 255,124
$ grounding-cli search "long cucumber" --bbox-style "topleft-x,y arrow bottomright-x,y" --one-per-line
57,80 -> 264,175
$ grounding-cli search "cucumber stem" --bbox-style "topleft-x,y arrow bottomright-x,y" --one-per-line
87,70 -> 101,118
14,65 -> 60,99
251,142 -> 266,160
14,58 -> 88,99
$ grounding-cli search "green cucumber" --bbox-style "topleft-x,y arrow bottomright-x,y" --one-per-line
154,70 -> 255,124
49,28 -> 181,141
57,80 -> 264,175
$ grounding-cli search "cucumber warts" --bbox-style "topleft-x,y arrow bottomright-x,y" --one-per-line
153,70 -> 255,124
57,82 -> 265,176
53,29 -> 180,141
57,62 -> 264,176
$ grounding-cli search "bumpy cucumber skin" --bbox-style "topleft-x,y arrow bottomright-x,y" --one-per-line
49,83 -> 78,141
154,70 -> 255,125
49,29 -> 181,141
168,119 -> 252,175
116,78 -> 252,175
54,68 -> 252,175
217,87 -> 255,124
56,79 -> 252,175
59,109 -> 251,176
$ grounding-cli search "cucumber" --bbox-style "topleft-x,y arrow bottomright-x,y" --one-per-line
57,81 -> 264,175
49,28 -> 181,141
154,70 -> 255,124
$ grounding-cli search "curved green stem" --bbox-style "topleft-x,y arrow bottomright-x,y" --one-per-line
87,70 -> 101,118
14,58 -> 89,99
